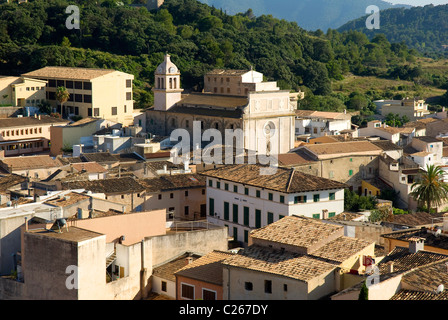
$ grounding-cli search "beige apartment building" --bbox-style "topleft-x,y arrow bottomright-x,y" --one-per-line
22,67 -> 135,125
0,76 -> 47,107
379,98 -> 430,121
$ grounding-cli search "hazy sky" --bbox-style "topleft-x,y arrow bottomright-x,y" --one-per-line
386,0 -> 448,5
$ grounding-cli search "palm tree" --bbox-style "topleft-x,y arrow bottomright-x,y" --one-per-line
410,164 -> 448,213
56,86 -> 70,117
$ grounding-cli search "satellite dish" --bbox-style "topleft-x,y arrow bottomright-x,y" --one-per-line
437,284 -> 444,294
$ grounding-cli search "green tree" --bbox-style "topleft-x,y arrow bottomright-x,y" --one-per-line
56,86 -> 70,117
358,281 -> 369,300
410,164 -> 448,213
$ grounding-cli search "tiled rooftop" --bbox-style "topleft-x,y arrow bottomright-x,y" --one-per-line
22,66 -> 116,80
222,245 -> 337,282
44,192 -> 90,208
61,177 -> 145,194
71,162 -> 107,173
303,141 -> 382,157
309,236 -> 374,263
1,155 -> 62,170
390,289 -> 448,300
250,216 -> 344,249
0,115 -> 69,128
401,259 -> 448,293
175,251 -> 235,285
377,246 -> 448,276
140,174 -> 206,192
152,253 -> 201,282
201,164 -> 346,193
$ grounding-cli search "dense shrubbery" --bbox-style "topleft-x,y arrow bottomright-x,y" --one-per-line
0,0 -> 437,110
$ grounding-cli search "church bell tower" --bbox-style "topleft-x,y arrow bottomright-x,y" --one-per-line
153,54 -> 183,111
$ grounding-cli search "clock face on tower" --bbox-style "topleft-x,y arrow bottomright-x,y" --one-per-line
169,67 -> 176,73
157,67 -> 162,73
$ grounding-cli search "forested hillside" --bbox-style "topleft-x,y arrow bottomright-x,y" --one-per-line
0,0 -> 446,116
338,4 -> 448,58
199,0 -> 408,31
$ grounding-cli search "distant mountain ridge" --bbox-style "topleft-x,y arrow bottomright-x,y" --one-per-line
198,0 -> 410,30
338,4 -> 448,57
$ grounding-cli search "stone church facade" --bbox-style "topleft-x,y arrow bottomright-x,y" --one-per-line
146,54 -> 297,155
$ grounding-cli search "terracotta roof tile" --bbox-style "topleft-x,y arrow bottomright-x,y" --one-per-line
152,253 -> 201,282
303,141 -> 382,157
175,251 -> 235,285
140,174 -> 206,192
201,164 -> 346,193
391,289 -> 448,300
22,66 -> 117,80
250,216 -> 344,249
222,245 -> 337,282
61,177 -> 145,194
0,115 -> 69,128
309,236 -> 373,263
1,155 -> 62,170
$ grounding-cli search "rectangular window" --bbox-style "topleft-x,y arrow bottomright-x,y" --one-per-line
75,94 -> 83,103
217,181 -> 221,189
245,282 -> 253,291
244,187 -> 249,195
88,108 -> 92,116
48,80 -> 56,87
233,227 -> 238,240
158,194 -> 162,200
294,195 -> 307,204
265,280 -> 272,294
66,81 -> 73,89
181,283 -> 195,300
233,185 -> 238,193
329,192 -> 335,200
313,213 -> 321,219
94,108 -> 100,117
328,212 -> 336,218
267,212 -> 274,225
126,92 -> 132,100
48,91 -> 56,100
280,195 -> 285,203
233,204 -> 238,223
224,202 -> 230,220
284,284 -> 288,292
75,81 -> 83,90
209,179 -> 213,187
84,95 -> 92,103
56,80 -> 64,87
74,107 -> 79,115
268,193 -> 273,201
255,209 -> 261,228
209,198 -> 214,216
184,206 -> 189,216
161,281 -> 167,292
244,207 -> 249,226
349,170 -> 353,176
185,190 -> 188,197
256,190 -> 261,198
83,82 -> 92,90
244,230 -> 249,243
202,289 -> 216,301
126,79 -> 132,88
224,183 -> 229,191
313,194 -> 320,202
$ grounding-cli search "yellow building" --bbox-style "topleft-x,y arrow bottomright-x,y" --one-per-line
380,98 -> 430,121
22,67 -> 135,126
0,76 -> 47,107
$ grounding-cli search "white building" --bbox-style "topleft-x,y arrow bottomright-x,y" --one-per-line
295,110 -> 353,139
201,164 -> 346,246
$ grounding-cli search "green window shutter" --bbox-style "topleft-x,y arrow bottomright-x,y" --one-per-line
255,210 -> 261,228
256,190 -> 261,198
233,204 -> 239,223
233,227 -> 238,240
224,202 -> 230,220
267,212 -> 274,224
245,187 -> 249,195
268,193 -> 273,201
209,180 -> 213,187
313,213 -> 320,219
349,170 -> 353,176
244,207 -> 250,226
233,185 -> 238,193
217,181 -> 221,189
209,198 -> 214,216
225,183 -> 229,191
313,194 -> 320,202
329,212 -> 336,218
280,195 -> 285,203
329,192 -> 335,201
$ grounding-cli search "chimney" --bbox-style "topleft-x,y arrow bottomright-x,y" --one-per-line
386,261 -> 394,273
186,256 -> 193,265
409,237 -> 425,254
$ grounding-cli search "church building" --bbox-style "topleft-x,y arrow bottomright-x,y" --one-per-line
146,54 -> 297,156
